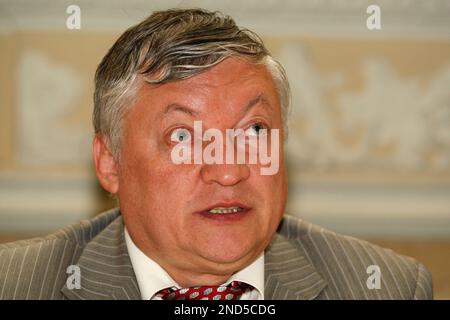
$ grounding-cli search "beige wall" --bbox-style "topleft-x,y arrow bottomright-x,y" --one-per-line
0,0 -> 449,299
0,31 -> 118,172
0,1 -> 449,238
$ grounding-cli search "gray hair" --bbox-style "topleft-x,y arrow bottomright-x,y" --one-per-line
93,8 -> 291,159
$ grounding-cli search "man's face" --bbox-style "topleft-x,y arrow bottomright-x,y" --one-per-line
117,57 -> 287,280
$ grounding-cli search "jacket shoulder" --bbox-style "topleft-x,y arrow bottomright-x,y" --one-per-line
0,208 -> 120,299
0,208 -> 120,250
277,215 -> 433,299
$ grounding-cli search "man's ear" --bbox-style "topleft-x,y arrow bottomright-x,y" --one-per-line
93,134 -> 119,194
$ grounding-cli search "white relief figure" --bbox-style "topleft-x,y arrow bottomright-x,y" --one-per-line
280,42 -> 450,172
17,50 -> 90,166
279,43 -> 345,168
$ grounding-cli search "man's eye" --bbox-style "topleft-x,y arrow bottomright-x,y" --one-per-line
170,128 -> 192,143
246,123 -> 267,137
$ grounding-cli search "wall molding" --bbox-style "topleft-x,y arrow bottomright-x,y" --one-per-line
0,172 -> 105,233
287,181 -> 450,237
0,0 -> 449,38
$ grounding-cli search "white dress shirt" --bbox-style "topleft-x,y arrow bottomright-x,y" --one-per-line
124,227 -> 264,300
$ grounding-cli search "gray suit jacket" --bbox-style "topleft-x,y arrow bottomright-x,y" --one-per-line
0,208 -> 432,299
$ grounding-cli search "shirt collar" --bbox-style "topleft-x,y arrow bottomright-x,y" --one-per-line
124,227 -> 264,300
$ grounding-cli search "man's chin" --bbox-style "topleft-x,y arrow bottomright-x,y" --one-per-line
194,240 -> 261,269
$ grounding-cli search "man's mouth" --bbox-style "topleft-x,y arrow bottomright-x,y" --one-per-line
208,206 -> 244,214
197,202 -> 251,221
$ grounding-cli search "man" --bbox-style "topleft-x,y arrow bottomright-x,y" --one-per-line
0,8 -> 432,300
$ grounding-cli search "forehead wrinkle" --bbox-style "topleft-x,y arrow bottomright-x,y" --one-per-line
162,103 -> 200,119
160,103 -> 199,120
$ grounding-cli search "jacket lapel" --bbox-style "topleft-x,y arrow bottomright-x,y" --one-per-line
61,215 -> 140,300
264,233 -> 327,300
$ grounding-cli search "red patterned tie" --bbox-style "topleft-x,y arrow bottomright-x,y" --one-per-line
155,281 -> 252,300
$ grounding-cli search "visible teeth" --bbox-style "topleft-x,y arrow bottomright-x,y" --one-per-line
208,207 -> 243,214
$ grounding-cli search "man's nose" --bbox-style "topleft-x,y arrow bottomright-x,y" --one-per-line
200,163 -> 250,186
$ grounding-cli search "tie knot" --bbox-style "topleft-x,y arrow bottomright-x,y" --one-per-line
155,281 -> 252,300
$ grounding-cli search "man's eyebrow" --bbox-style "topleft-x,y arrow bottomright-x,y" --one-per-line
243,94 -> 272,115
162,103 -> 199,117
